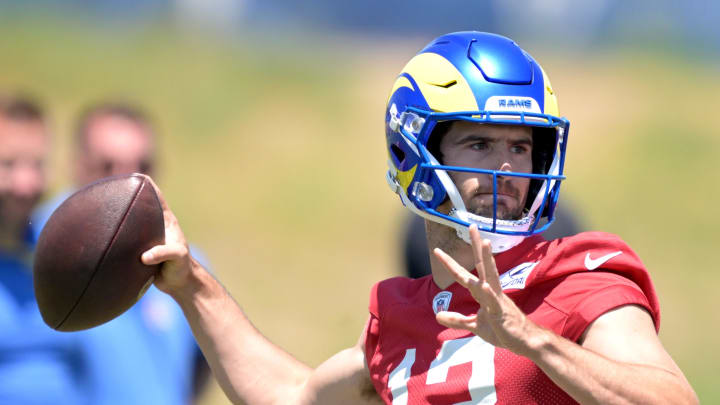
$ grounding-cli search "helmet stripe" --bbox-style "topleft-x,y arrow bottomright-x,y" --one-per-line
539,65 -> 560,116
387,76 -> 415,104
396,164 -> 417,191
402,53 -> 479,113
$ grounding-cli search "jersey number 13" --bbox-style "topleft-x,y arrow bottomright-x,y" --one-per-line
387,336 -> 497,405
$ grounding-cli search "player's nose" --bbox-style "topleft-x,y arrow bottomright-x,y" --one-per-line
494,159 -> 514,184
498,162 -> 513,172
485,147 -> 515,173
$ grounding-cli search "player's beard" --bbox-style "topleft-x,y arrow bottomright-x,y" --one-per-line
466,183 -> 526,221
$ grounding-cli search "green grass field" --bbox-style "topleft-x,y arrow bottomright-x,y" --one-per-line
2,16 -> 718,403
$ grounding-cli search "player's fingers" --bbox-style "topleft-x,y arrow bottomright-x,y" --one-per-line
142,174 -> 171,212
433,248 -> 480,289
476,281 -> 503,317
142,243 -> 188,265
436,311 -> 477,331
142,175 -> 182,225
141,175 -> 189,246
480,238 -> 502,292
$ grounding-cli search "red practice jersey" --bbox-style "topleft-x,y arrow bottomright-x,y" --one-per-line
365,232 -> 660,405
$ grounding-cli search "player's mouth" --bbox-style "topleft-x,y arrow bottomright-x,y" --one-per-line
474,189 -> 519,202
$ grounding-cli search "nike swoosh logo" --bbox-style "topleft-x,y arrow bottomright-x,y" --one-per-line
584,251 -> 623,270
508,262 -> 533,277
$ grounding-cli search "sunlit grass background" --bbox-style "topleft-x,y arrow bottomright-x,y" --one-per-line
2,15 -> 718,404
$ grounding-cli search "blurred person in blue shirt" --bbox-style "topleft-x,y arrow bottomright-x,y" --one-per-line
0,95 -> 90,405
32,101 -> 210,405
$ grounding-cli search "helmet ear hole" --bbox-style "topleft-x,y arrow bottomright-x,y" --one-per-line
390,144 -> 406,165
427,120 -> 453,164
526,127 -> 559,217
532,127 -> 556,176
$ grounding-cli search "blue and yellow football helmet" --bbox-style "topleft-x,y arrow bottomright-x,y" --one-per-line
385,31 -> 570,252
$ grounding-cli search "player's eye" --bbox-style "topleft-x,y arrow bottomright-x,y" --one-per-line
469,142 -> 488,151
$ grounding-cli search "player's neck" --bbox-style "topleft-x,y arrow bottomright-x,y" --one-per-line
425,220 -> 475,289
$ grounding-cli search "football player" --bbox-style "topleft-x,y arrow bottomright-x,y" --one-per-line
143,32 -> 697,404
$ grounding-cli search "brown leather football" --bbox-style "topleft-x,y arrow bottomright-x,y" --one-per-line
33,173 -> 165,331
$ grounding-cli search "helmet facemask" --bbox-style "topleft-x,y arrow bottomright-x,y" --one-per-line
387,108 -> 569,253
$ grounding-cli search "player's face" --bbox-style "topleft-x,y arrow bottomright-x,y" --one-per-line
76,115 -> 155,186
438,121 -> 532,220
0,117 -> 49,225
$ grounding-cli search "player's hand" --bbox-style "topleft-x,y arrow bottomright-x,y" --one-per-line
434,224 -> 541,356
140,177 -> 195,297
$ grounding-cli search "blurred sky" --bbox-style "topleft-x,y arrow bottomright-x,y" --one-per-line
1,0 -> 719,57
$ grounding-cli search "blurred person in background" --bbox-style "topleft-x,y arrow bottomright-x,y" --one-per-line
402,202 -> 584,278
0,95 -> 89,405
32,101 -> 210,405
138,32 -> 697,404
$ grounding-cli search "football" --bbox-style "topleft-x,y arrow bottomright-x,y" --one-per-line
33,173 -> 165,331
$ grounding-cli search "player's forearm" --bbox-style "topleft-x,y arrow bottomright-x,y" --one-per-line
171,260 -> 313,405
523,328 -> 698,405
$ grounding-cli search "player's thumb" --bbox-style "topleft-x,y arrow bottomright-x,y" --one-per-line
142,243 -> 187,265
436,311 -> 477,331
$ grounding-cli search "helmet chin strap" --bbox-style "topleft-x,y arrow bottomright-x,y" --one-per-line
450,210 -> 531,253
